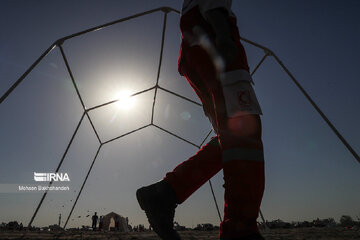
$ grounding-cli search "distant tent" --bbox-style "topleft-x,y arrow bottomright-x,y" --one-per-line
102,212 -> 129,232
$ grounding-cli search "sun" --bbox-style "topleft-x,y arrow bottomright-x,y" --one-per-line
114,90 -> 136,110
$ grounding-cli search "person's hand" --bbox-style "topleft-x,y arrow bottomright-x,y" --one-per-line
216,35 -> 238,66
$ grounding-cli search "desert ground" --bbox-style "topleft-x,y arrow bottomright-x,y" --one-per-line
0,228 -> 360,240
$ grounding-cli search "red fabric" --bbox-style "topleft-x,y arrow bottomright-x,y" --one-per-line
221,159 -> 265,238
178,6 -> 250,77
165,6 -> 265,239
164,137 -> 222,203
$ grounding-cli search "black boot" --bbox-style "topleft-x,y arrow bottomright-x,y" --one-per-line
136,180 -> 181,240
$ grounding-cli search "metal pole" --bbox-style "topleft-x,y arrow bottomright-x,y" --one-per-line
251,52 -> 270,77
60,7 -> 178,43
27,112 -> 86,227
151,12 -> 168,124
0,7 -> 179,104
58,44 -> 102,145
198,129 -> 223,222
64,144 -> 102,228
152,124 -> 199,148
87,86 -> 156,112
208,179 -> 222,222
272,54 -> 360,164
102,124 -> 152,145
259,210 -> 269,230
241,36 -> 359,163
0,43 -> 57,104
157,86 -> 202,107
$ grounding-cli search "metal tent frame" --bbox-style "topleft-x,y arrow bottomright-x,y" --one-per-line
0,6 -> 359,229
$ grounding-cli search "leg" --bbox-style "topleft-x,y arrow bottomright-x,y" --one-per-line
185,45 -> 265,239
164,136 -> 222,203
220,115 -> 265,239
164,63 -> 223,203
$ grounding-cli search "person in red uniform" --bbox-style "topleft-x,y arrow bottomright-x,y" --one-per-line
137,1 -> 265,239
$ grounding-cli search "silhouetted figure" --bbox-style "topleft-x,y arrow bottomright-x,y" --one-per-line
99,216 -> 103,231
91,212 -> 98,231
126,217 -> 129,231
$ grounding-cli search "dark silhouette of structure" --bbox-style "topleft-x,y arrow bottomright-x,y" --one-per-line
102,212 -> 129,232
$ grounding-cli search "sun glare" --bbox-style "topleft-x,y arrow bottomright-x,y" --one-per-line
114,90 -> 135,110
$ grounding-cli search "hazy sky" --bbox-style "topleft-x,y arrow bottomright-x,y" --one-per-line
1,0 -> 360,229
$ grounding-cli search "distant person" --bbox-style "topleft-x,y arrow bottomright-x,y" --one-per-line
99,216 -> 103,231
126,217 -> 130,231
91,212 -> 98,231
137,1 -> 265,240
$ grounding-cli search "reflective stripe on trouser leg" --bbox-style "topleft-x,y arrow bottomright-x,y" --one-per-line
163,137 -> 222,204
222,147 -> 264,164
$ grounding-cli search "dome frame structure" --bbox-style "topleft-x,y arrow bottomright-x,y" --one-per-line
0,6 -> 358,230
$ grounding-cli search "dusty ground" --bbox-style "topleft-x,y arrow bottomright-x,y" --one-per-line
0,228 -> 359,240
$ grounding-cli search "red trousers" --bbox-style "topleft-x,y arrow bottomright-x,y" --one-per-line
163,8 -> 265,238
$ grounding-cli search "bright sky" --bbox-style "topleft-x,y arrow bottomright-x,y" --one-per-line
0,0 -> 360,229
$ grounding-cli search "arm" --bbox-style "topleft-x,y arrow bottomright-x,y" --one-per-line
204,7 -> 238,66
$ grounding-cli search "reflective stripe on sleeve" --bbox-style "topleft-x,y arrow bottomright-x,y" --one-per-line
220,69 -> 254,85
222,147 -> 264,163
